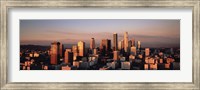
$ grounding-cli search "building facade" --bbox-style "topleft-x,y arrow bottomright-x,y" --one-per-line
90,38 -> 95,50
100,39 -> 111,51
50,42 -> 60,65
64,50 -> 73,64
124,32 -> 128,52
113,33 -> 118,51
78,41 -> 85,57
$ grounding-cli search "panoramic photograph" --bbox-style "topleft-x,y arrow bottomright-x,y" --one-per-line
20,19 -> 180,70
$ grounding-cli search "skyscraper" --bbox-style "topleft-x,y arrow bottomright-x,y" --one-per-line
131,38 -> 135,46
130,46 -> 137,56
121,40 -> 124,50
113,51 -> 119,60
124,32 -> 128,52
128,40 -> 132,47
78,41 -> 85,57
72,45 -> 78,60
145,48 -> 150,56
113,33 -> 118,51
118,41 -> 121,50
72,45 -> 78,53
65,49 -> 71,52
90,38 -> 95,50
100,39 -> 111,51
128,40 -> 132,53
64,50 -> 73,64
93,48 -> 98,55
137,41 -> 141,51
59,43 -> 64,58
50,42 -> 60,65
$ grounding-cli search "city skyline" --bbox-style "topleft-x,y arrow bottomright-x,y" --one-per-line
20,19 -> 180,48
20,30 -> 180,70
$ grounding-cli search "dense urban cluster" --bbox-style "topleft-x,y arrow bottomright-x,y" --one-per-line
20,32 -> 180,70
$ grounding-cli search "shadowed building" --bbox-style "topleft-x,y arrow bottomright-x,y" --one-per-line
128,40 -> 132,53
64,50 -> 73,64
90,38 -> 95,50
121,40 -> 124,50
50,42 -> 60,65
145,48 -> 150,56
59,43 -> 64,58
113,33 -> 118,51
131,38 -> 135,46
100,39 -> 111,51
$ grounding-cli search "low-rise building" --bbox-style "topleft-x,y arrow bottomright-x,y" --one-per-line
121,61 -> 131,70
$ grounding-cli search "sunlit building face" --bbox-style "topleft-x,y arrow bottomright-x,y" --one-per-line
137,41 -> 141,50
78,41 -> 85,57
50,42 -> 60,65
124,32 -> 128,52
113,51 -> 119,60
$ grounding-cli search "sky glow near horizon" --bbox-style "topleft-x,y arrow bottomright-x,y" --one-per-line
20,19 -> 180,48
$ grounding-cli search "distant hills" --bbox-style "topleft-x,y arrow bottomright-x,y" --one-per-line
20,44 -> 86,50
20,45 -> 50,51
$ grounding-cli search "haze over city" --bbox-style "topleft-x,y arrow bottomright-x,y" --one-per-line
20,19 -> 180,48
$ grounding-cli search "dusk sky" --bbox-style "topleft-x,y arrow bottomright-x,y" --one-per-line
20,19 -> 180,48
